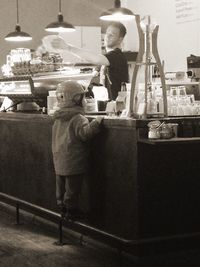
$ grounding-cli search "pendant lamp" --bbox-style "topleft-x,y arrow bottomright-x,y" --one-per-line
45,0 -> 75,32
100,0 -> 135,21
5,0 -> 32,42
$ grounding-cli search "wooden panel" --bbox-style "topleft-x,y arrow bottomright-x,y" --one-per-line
0,113 -> 139,239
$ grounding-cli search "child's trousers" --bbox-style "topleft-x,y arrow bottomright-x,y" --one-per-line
56,174 -> 84,210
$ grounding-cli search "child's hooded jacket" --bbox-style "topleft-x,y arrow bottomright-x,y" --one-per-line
52,105 -> 100,176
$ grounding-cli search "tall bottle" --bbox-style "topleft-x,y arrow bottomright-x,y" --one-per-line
116,82 -> 128,115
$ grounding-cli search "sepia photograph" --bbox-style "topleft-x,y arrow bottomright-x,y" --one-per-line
0,0 -> 200,266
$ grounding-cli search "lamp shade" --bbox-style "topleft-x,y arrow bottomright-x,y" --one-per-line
4,0 -> 32,42
45,13 -> 75,33
5,25 -> 32,42
100,0 -> 135,21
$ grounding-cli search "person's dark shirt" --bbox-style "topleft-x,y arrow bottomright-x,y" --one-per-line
105,48 -> 129,100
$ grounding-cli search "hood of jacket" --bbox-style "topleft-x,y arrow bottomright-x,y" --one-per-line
53,106 -> 85,121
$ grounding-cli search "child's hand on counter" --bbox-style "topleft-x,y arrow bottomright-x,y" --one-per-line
96,116 -> 104,124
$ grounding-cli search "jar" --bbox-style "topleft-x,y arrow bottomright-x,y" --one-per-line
160,124 -> 174,139
148,128 -> 161,139
147,120 -> 161,139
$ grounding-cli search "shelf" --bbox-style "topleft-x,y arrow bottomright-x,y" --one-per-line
138,137 -> 200,145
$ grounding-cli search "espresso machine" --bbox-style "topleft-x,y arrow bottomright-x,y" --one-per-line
0,72 -> 93,112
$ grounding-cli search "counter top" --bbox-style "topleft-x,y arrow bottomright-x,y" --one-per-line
1,112 -> 200,129
136,116 -> 200,128
0,112 -> 137,128
0,112 -> 52,122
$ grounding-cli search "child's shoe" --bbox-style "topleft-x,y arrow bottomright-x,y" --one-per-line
57,204 -> 67,218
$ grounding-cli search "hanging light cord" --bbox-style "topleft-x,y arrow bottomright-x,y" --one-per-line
16,0 -> 19,24
59,0 -> 62,14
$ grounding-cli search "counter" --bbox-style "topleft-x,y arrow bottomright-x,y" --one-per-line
1,113 -> 200,253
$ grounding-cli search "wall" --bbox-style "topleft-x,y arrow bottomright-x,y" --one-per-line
122,0 -> 200,72
2,0 -> 199,73
0,0 -> 113,68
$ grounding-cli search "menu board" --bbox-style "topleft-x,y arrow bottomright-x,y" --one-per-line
175,0 -> 200,24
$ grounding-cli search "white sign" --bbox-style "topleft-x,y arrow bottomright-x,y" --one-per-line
175,0 -> 200,24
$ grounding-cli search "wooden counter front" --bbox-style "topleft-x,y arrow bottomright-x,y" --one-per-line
1,113 -> 200,246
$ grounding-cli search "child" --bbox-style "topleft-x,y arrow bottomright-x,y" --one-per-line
52,80 -> 103,220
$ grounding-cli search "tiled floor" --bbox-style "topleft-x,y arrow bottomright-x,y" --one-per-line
1,203 -> 200,267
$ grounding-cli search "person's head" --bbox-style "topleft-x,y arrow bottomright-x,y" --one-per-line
56,80 -> 86,108
104,22 -> 127,49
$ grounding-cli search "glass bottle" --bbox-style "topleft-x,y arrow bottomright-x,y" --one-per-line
116,82 -> 128,115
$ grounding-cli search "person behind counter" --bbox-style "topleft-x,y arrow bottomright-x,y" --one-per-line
52,80 -> 103,220
48,22 -> 129,100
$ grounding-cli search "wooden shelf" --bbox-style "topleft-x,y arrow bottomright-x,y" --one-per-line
138,137 -> 200,145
